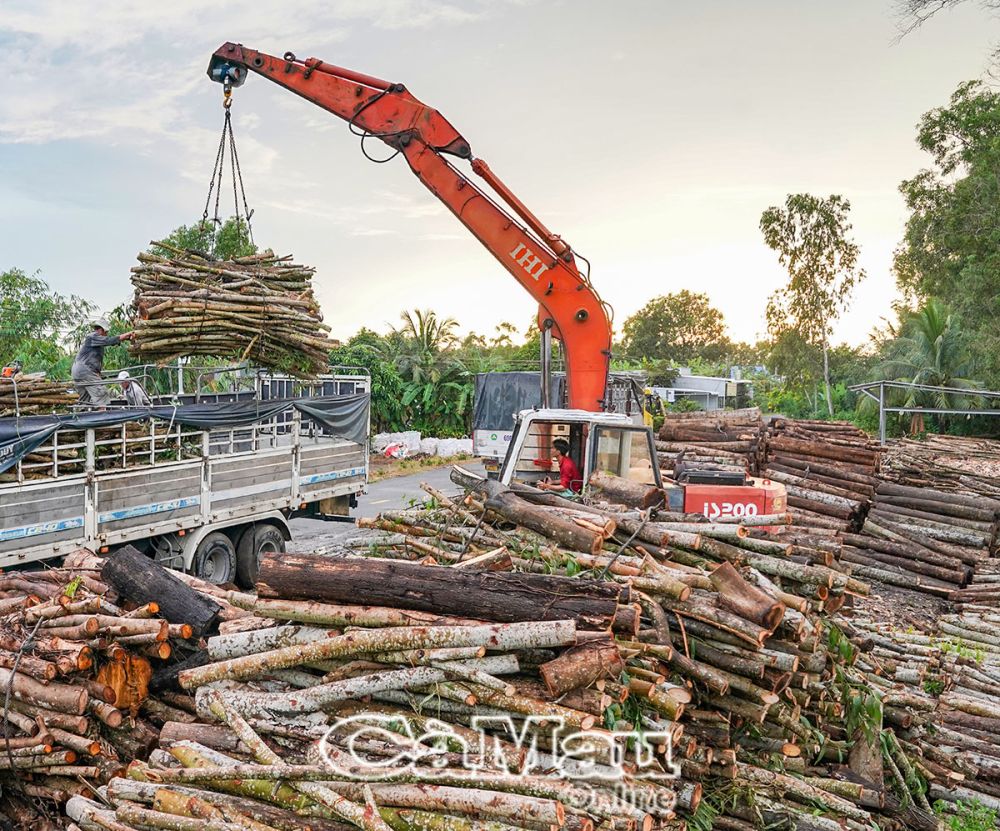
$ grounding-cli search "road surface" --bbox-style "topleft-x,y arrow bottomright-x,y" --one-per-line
288,460 -> 486,551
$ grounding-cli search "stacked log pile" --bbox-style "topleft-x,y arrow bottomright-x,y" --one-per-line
849,611 -> 1000,823
0,547 -> 230,827
322,472 -> 951,830
18,440 -> 1000,830
882,435 -> 1000,500
0,373 -> 77,417
848,438 -> 1000,598
656,407 -> 761,479
760,418 -> 882,532
130,243 -> 332,375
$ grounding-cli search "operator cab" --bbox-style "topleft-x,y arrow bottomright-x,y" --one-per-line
498,409 -> 662,490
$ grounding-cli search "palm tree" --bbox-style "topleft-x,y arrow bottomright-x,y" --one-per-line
390,309 -> 459,385
385,309 -> 472,435
870,299 -> 982,433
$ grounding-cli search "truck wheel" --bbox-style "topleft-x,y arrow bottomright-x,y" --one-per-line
235,523 -> 285,589
194,532 -> 236,585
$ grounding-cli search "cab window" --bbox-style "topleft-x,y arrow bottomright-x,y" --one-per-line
592,427 -> 657,485
510,421 -> 584,486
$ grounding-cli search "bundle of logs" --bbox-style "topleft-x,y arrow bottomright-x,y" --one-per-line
0,373 -> 77,418
656,407 -> 761,479
0,547 -> 232,829
760,417 -> 882,532
130,242 -> 332,376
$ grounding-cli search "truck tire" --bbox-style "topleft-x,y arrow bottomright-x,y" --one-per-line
193,532 -> 236,585
235,523 -> 285,589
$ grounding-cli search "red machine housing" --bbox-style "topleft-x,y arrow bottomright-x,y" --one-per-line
682,477 -> 786,520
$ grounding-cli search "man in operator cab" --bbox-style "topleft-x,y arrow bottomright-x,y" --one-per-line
537,438 -> 583,496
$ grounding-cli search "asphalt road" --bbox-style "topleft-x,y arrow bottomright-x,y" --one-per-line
288,460 -> 486,552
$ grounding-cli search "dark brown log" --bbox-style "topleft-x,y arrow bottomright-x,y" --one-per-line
149,650 -> 211,694
840,546 -> 966,585
100,545 -> 221,637
587,471 -> 664,509
257,552 -> 628,631
840,532 -> 965,571
787,495 -> 854,521
769,453 -> 876,482
538,638 -> 624,697
768,436 -> 878,466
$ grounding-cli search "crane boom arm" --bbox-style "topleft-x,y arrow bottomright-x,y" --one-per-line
208,42 -> 611,411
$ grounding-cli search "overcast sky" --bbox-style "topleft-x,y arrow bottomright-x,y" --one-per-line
0,1 -> 995,348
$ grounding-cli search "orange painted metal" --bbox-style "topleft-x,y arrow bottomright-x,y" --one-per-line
208,43 -> 611,411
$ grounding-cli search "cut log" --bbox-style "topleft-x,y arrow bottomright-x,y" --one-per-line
257,553 -> 627,631
538,638 -> 624,697
100,545 -> 221,638
588,471 -> 664,509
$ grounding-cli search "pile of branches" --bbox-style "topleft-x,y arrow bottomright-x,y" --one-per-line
0,548 -> 230,828
0,373 -> 77,418
760,418 -> 882,532
130,243 -> 332,376
656,407 -> 761,479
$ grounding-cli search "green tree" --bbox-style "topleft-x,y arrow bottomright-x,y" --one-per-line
152,216 -> 257,260
760,194 -> 865,417
894,81 -> 1000,386
868,299 -> 982,433
386,310 -> 472,437
620,291 -> 729,364
329,333 -> 405,434
0,268 -> 94,375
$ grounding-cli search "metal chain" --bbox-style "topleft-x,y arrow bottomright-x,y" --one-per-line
199,86 -> 255,252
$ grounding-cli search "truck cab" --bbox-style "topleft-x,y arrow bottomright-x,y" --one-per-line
498,409 -> 661,490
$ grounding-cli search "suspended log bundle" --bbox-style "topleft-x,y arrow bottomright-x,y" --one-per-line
760,417 -> 882,532
0,373 -> 77,417
656,407 -> 761,479
130,243 -> 332,376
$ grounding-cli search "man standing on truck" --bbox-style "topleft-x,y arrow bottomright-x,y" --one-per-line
71,319 -> 135,409
538,438 -> 583,495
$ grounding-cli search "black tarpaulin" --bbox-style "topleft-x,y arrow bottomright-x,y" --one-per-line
0,394 -> 370,475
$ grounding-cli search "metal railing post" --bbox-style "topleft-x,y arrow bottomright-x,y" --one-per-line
291,408 -> 302,503
84,429 -> 97,542
878,382 -> 886,445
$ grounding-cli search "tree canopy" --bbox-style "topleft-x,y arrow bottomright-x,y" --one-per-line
894,81 -> 1000,386
0,268 -> 94,374
152,216 -> 257,261
761,194 -> 865,415
619,291 -> 729,365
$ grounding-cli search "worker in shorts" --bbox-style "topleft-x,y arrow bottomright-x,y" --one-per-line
537,438 -> 583,496
71,319 -> 135,409
117,370 -> 151,407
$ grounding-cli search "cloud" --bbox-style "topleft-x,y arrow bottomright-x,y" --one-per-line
0,1 -> 519,147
